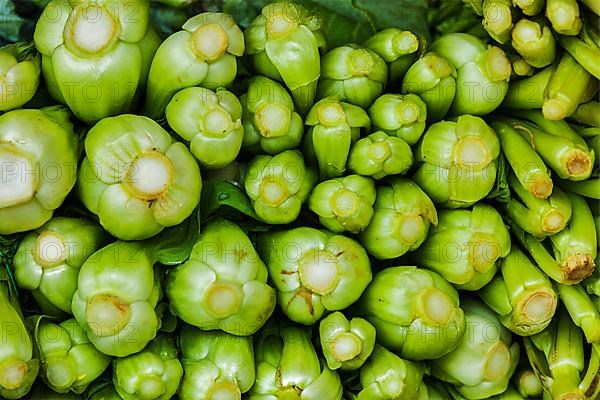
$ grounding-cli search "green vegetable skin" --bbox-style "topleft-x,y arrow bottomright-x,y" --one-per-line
14,217 -> 105,314
78,114 -> 202,240
249,323 -> 343,399
0,43 -> 40,111
413,115 -> 501,208
165,87 -> 244,169
348,131 -> 414,179
245,2 -> 325,115
357,345 -> 426,399
364,28 -> 421,85
34,0 -> 159,124
319,312 -> 376,371
165,218 -> 276,335
431,298 -> 520,399
414,203 -> 511,290
0,286 -> 39,399
36,318 -> 110,394
357,266 -> 466,360
369,93 -> 427,145
308,174 -> 376,233
304,97 -> 371,180
179,324 -> 255,399
240,76 -> 304,155
360,177 -> 438,259
71,241 -> 161,357
257,227 -> 372,325
0,107 -> 77,234
244,150 -> 316,224
317,44 -> 388,109
145,12 -> 244,118
113,334 -> 183,400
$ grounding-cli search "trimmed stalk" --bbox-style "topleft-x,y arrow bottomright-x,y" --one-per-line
570,101 -> 600,127
364,28 -> 421,84
0,43 -> 40,111
545,0 -> 582,35
482,0 -> 515,43
368,93 -> 427,145
501,66 -> 553,109
557,284 -> 600,343
511,19 -> 556,68
347,131 -> 414,179
513,0 -> 545,15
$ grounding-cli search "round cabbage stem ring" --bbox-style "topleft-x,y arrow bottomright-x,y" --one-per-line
418,288 -> 454,324
136,375 -> 166,399
368,141 -> 391,162
192,23 -> 229,61
349,49 -> 374,76
330,188 -> 360,218
518,289 -> 556,324
542,209 -> 566,234
454,137 -> 491,168
484,342 -> 512,381
0,145 -> 36,208
255,103 -> 290,138
85,294 -> 131,337
124,151 -> 174,201
204,108 -> 233,137
396,101 -> 420,124
316,102 -> 345,127
298,249 -> 340,296
0,360 -> 28,390
66,4 -> 120,55
203,281 -> 242,319
45,357 -> 77,390
329,332 -> 362,362
395,215 -> 426,245
207,380 -> 242,400
266,4 -> 300,40
524,172 -> 553,199
34,231 -> 67,268
259,179 -> 289,207
393,31 -> 419,55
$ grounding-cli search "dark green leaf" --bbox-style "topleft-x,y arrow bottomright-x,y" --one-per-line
487,153 -> 511,204
146,208 -> 201,265
0,0 -> 26,43
201,180 -> 262,221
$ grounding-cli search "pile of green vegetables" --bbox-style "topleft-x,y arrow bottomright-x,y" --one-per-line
0,0 -> 598,398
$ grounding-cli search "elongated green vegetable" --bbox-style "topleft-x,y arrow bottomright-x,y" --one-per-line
509,191 -> 596,284
513,0 -> 545,16
415,203 -> 511,290
319,312 -> 376,371
357,345 -> 426,399
479,247 -> 558,336
36,319 -> 110,394
317,44 -> 388,108
0,43 -> 40,111
308,175 -> 376,233
0,107 -> 77,234
545,0 -> 582,35
71,241 -> 161,357
401,52 -> 457,121
240,76 -> 304,155
165,87 -> 243,169
357,266 -> 466,360
14,218 -> 105,314
524,309 -> 586,399
542,52 -> 596,120
491,120 -> 553,199
501,65 -> 553,109
430,298 -> 520,399
304,97 -> 370,179
34,0 -> 159,123
245,2 -> 325,115
364,28 -> 421,84
511,19 -> 556,68
165,218 -> 276,335
249,323 -> 343,399
570,101 -> 600,126
244,150 -> 316,224
509,117 -> 594,181
257,227 -> 372,325
503,173 -> 572,238
430,33 -> 512,115
179,324 -> 255,400
347,131 -> 414,179
0,286 -> 39,399
113,334 -> 183,400
78,114 -> 202,240
482,0 -> 514,43
368,94 -> 427,145
144,12 -> 244,118
359,178 -> 438,259
513,367 -> 543,398
557,284 -> 600,343
413,115 -> 501,208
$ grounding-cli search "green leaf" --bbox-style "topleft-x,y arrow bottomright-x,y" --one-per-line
201,180 -> 261,221
487,153 -> 511,204
146,207 -> 201,265
0,0 -> 26,44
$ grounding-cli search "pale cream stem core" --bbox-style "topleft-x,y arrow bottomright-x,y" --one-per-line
124,151 -> 174,201
0,146 -> 36,208
419,288 -> 453,324
259,179 -> 289,207
35,231 -> 67,268
330,332 -> 362,362
67,4 -> 119,55
484,342 -> 511,381
85,294 -> 131,337
542,209 -> 566,234
192,23 -> 229,61
331,189 -> 360,218
396,215 -> 425,243
204,108 -> 233,136
454,137 -> 490,168
369,141 -> 391,163
0,360 -> 28,390
317,103 -> 345,127
519,290 -> 556,323
298,250 -> 340,296
349,49 -> 374,76
255,103 -> 290,138
203,281 -> 242,319
208,380 -> 242,400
